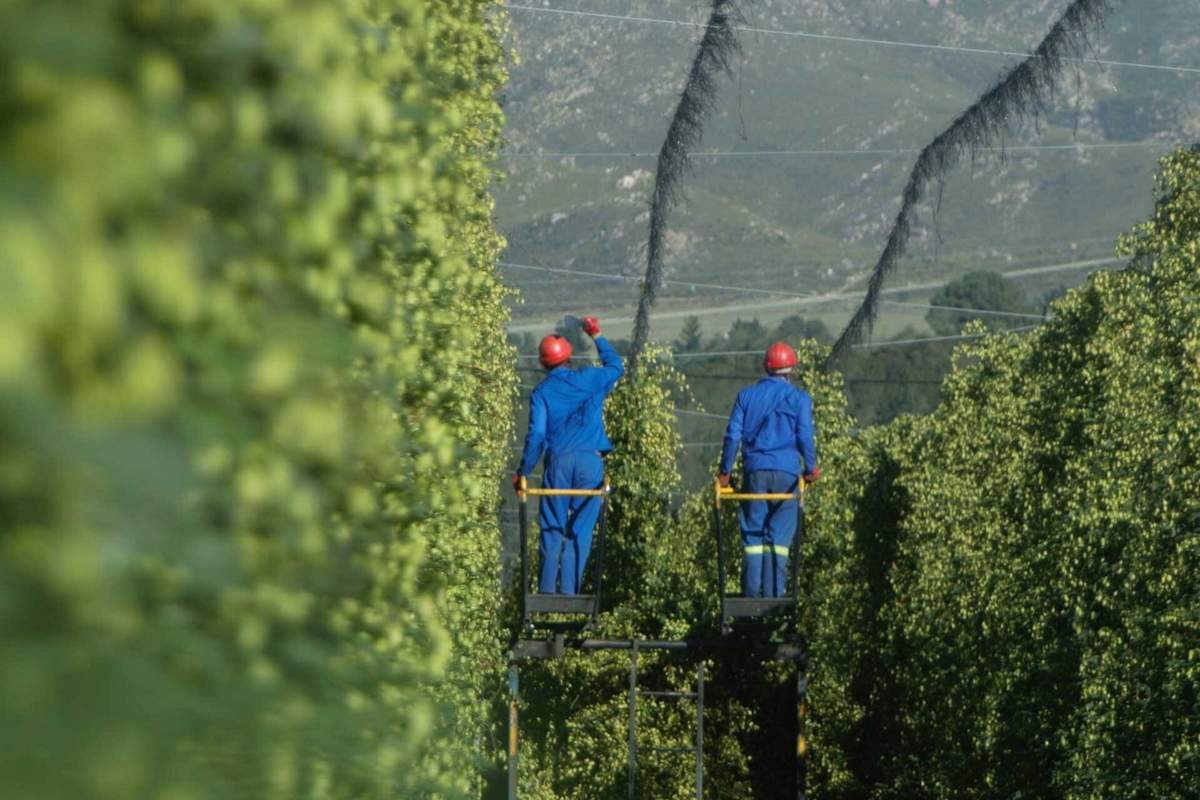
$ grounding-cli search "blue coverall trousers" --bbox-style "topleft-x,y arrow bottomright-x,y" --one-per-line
738,470 -> 799,597
538,450 -> 604,594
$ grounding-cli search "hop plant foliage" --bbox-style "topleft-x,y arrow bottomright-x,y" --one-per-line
0,1 -> 512,798
512,343 -> 866,799
804,146 -> 1200,799
516,149 -> 1200,799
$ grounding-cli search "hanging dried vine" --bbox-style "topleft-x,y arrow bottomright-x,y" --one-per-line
825,0 -> 1117,367
629,0 -> 742,372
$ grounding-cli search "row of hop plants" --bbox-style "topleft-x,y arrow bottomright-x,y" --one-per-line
511,148 -> 1199,800
804,147 -> 1200,800
0,1 -> 513,798
511,341 -> 866,799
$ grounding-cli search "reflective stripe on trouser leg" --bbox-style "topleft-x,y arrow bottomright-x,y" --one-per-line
740,470 -> 798,598
745,544 -> 789,598
744,545 -> 790,556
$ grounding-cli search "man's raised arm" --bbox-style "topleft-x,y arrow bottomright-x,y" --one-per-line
581,316 -> 624,391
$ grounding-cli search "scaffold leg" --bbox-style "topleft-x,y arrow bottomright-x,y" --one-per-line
627,641 -> 638,800
695,661 -> 705,800
796,659 -> 808,800
508,664 -> 519,800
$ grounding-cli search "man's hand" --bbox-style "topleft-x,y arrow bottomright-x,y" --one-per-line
512,473 -> 524,493
717,473 -> 731,488
802,467 -> 820,485
581,316 -> 601,337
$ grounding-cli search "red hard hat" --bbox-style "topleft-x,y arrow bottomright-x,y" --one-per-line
764,341 -> 798,371
539,335 -> 573,368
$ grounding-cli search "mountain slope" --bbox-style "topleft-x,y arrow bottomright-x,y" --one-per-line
498,0 -> 1199,338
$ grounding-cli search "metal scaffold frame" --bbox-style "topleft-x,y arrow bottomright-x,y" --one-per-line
508,479 -> 812,798
516,475 -> 612,631
713,479 -> 805,633
506,636 -> 809,800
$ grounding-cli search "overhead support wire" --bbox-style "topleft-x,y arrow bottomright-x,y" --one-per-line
675,408 -> 729,420
664,326 -> 1043,359
502,141 -> 1180,160
849,325 -> 1039,348
501,260 -> 1054,318
670,350 -> 773,360
500,261 -> 816,298
825,0 -> 1119,368
502,261 -> 637,283
516,365 -> 945,385
505,3 -> 1200,75
515,324 -> 1041,363
882,300 -> 1044,320
683,373 -> 946,385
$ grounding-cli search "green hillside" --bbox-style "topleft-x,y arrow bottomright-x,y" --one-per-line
498,0 -> 1199,336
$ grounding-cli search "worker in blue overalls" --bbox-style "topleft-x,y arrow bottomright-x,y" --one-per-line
513,316 -> 624,594
717,342 -> 820,598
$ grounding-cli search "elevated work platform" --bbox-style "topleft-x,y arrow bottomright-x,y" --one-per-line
510,635 -> 805,662
515,476 -> 610,633
505,479 -> 814,798
522,593 -> 597,616
714,479 -> 807,633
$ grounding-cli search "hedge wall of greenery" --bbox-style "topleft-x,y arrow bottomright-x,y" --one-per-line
511,148 -> 1198,800
0,1 -> 511,798
512,341 -> 864,799
804,146 -> 1200,799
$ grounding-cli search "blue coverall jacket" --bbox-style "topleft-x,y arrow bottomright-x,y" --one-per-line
518,335 -> 624,593
719,375 -> 818,597
719,376 -> 817,477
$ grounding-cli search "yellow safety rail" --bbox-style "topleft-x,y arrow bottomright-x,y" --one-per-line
519,475 -> 611,498
714,479 -> 806,508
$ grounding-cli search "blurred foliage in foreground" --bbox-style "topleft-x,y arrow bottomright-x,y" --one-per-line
0,1 -> 512,797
